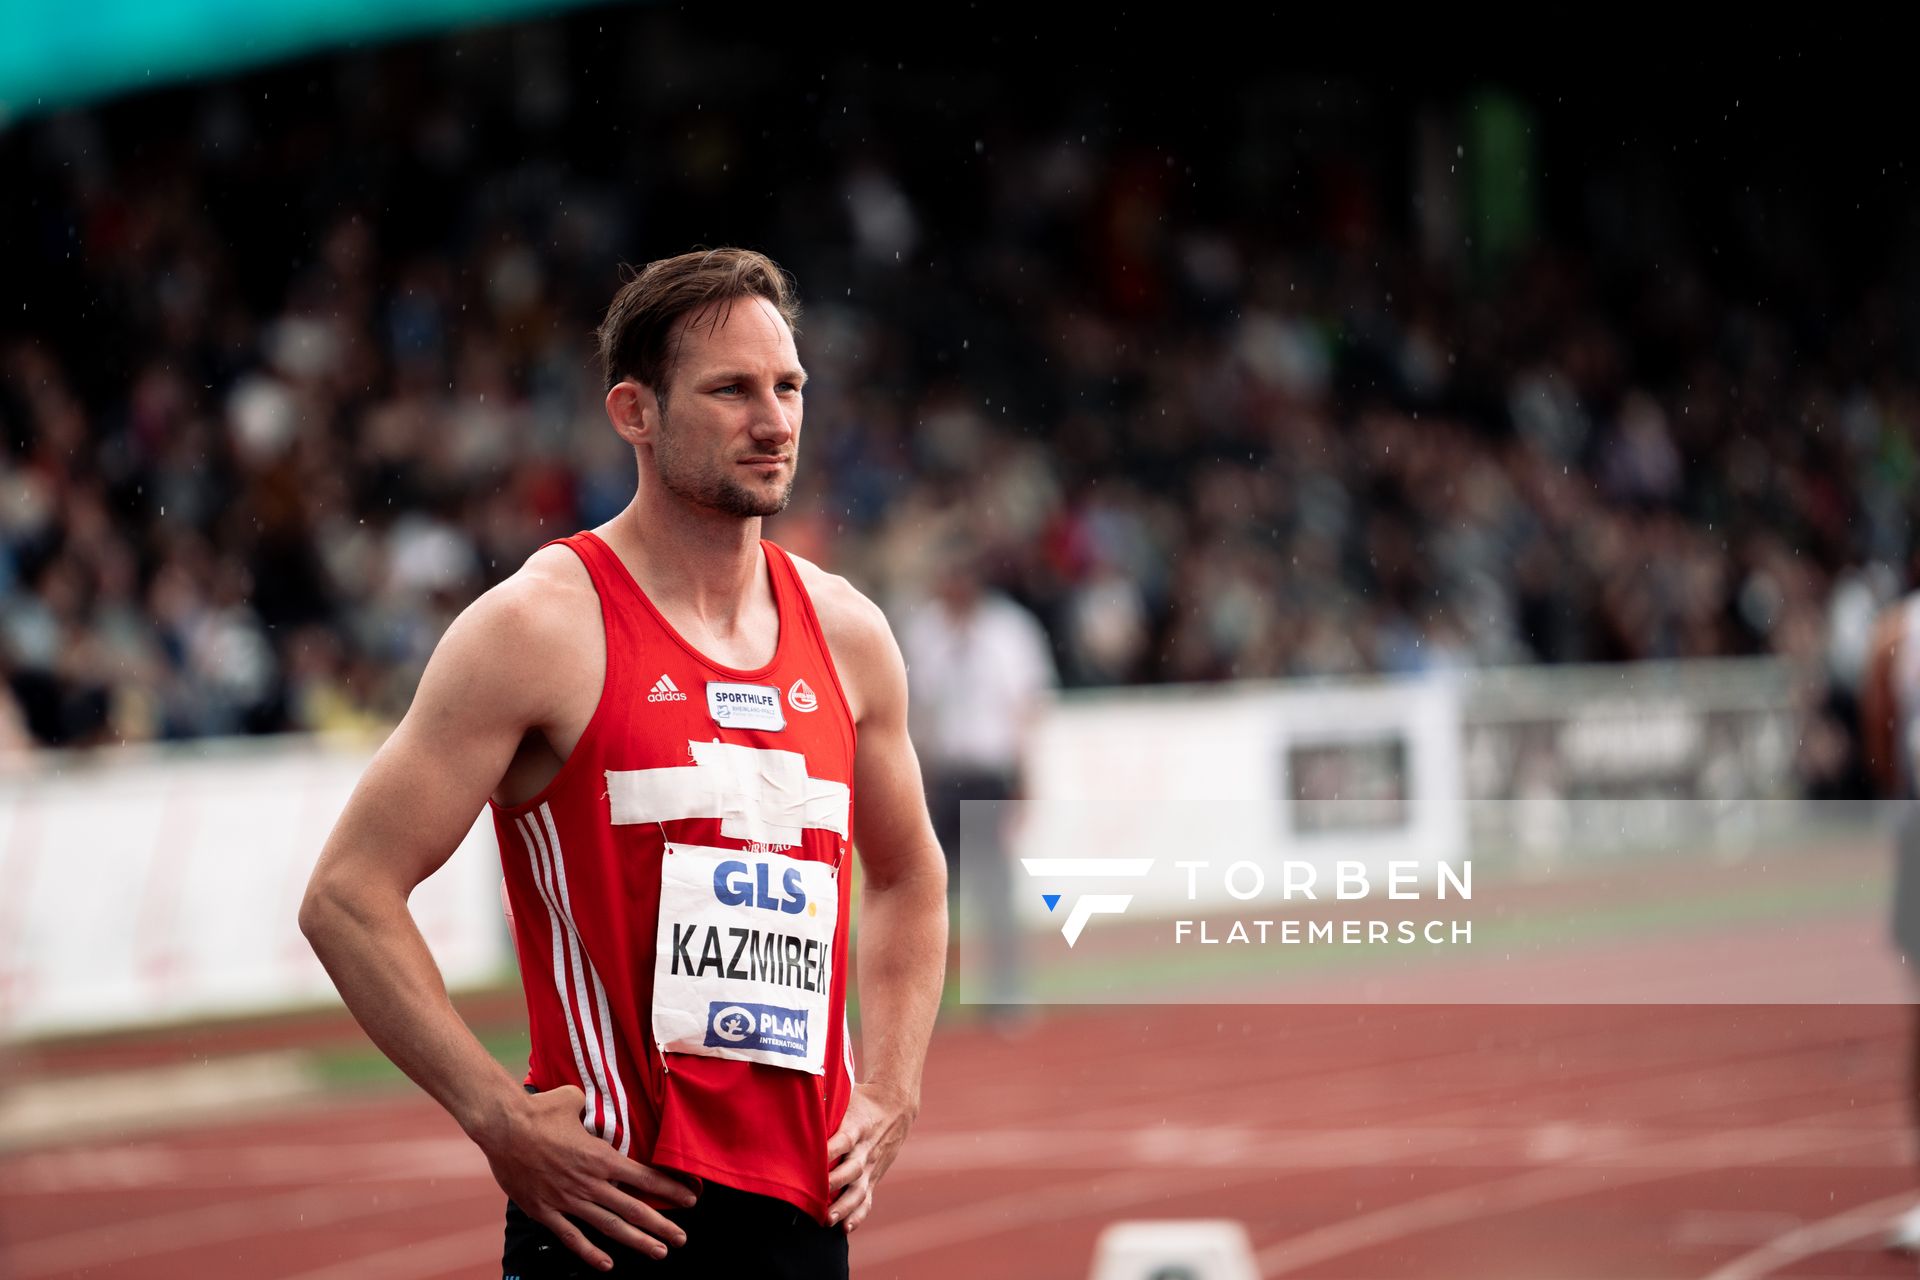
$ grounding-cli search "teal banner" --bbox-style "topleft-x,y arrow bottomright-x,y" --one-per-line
0,0 -> 600,124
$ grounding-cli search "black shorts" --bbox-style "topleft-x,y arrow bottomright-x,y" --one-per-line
502,1181 -> 849,1279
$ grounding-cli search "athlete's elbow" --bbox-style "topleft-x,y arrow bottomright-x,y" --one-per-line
298,865 -> 367,953
859,848 -> 945,906
878,843 -> 947,900
297,875 -> 341,949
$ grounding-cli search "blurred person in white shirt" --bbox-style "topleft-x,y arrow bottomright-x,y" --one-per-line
899,539 -> 1056,1008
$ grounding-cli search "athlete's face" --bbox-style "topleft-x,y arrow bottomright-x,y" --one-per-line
649,296 -> 806,519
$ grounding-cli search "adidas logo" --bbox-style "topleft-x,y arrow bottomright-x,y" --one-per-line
647,674 -> 688,703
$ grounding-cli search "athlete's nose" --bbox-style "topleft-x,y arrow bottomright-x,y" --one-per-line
748,387 -> 798,448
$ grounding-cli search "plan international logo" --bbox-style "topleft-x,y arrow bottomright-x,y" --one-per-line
1019,858 -> 1154,946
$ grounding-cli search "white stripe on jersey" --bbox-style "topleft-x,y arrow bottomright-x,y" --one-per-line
517,813 -> 605,1147
524,809 -> 627,1154
540,803 -> 633,1157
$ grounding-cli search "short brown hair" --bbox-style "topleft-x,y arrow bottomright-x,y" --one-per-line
595,247 -> 802,395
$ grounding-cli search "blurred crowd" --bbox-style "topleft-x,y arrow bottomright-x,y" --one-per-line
1,16 -> 1913,794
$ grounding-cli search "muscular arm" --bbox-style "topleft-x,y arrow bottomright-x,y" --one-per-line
299,560 -> 692,1269
844,597 -> 949,1109
299,578 -> 555,1137
802,567 -> 948,1231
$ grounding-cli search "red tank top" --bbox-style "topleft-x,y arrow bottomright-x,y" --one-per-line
489,531 -> 857,1221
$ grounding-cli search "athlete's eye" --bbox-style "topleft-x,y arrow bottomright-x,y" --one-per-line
715,384 -> 742,395
779,381 -> 803,394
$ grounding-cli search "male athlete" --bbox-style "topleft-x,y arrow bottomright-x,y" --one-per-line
300,248 -> 948,1276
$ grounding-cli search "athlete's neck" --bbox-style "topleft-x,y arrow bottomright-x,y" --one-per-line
598,496 -> 766,635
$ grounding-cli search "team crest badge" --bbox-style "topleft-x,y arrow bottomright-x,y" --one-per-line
787,678 -> 818,713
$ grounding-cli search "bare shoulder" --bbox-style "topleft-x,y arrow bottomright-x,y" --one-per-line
786,550 -> 890,645
785,550 -> 902,725
413,542 -> 600,726
451,544 -> 595,656
505,542 -> 599,620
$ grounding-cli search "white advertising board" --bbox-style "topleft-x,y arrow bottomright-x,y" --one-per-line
0,737 -> 508,1039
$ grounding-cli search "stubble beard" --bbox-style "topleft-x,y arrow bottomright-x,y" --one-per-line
654,414 -> 795,519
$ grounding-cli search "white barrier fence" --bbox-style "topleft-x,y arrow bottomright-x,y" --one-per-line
1013,658 -> 1798,924
0,735 -> 508,1040
0,658 -> 1800,1037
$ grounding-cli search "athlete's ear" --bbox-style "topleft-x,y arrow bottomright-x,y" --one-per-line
606,379 -> 661,445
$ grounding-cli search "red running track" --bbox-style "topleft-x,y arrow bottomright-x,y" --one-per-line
2,1004 -> 1916,1279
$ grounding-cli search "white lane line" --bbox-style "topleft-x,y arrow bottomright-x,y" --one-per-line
1699,1189 -> 1920,1280
914,1005 -> 1482,1129
5,1179 -> 482,1277
886,1029 -> 1898,1184
278,1224 -> 506,1280
916,1004 -> 1884,1135
1251,1102 -> 1904,1276
858,1038 -> 1902,1274
0,1051 -> 315,1150
0,1137 -> 484,1193
853,1166 -> 1198,1265
889,1124 -> 1908,1174
858,1110 -> 1894,1274
857,1107 -> 1901,1271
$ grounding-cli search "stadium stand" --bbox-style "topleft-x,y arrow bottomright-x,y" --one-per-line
0,15 -> 1911,810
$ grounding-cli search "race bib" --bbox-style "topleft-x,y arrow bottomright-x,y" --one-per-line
652,843 -> 838,1074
